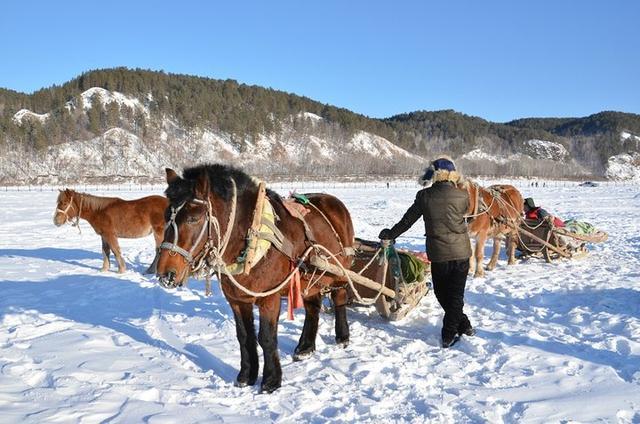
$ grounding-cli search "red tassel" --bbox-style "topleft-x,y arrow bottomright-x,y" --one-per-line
287,264 -> 304,320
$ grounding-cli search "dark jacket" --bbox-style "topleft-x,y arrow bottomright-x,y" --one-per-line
388,181 -> 472,262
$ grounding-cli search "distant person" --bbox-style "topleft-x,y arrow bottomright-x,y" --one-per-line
523,197 -> 565,227
386,182 -> 390,189
378,156 -> 474,348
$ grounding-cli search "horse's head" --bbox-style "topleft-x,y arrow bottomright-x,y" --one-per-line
54,189 -> 77,226
156,168 -> 212,288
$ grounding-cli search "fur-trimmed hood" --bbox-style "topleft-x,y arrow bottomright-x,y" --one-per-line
419,155 -> 464,187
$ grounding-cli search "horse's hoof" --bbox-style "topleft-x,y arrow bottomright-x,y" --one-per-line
234,377 -> 257,387
259,382 -> 281,394
292,349 -> 315,362
335,338 -> 349,348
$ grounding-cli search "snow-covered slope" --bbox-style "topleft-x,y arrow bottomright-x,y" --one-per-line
2,88 -> 424,183
78,87 -> 148,117
606,152 -> 640,181
621,131 -> 640,142
522,139 -> 570,161
459,148 -> 527,164
12,109 -> 50,124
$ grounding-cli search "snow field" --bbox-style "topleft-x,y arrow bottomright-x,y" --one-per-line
0,182 -> 639,423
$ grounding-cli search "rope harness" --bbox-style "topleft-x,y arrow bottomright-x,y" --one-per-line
56,194 -> 84,234
159,179 -> 238,286
158,180 -> 365,303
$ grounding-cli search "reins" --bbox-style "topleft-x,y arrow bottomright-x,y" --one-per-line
463,181 -> 494,220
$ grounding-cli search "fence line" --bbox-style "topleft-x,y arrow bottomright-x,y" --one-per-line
0,179 -> 636,192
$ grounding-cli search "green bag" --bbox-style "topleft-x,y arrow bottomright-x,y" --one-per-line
564,219 -> 596,235
398,252 -> 426,284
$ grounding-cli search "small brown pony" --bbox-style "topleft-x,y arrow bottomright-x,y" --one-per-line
53,189 -> 168,273
156,164 -> 355,393
463,182 -> 524,277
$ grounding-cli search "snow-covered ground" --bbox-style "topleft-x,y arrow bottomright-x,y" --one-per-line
1,181 -> 639,423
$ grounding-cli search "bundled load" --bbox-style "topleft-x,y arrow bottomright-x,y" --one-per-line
516,216 -> 608,262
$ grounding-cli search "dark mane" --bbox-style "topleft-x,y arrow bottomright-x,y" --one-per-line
165,163 -> 259,206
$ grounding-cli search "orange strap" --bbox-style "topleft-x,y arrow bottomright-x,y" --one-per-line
287,263 -> 304,320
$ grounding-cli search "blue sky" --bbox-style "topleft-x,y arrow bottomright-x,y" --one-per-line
1,0 -> 638,122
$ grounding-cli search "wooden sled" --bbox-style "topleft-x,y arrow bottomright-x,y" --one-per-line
332,238 -> 431,321
515,218 -> 608,262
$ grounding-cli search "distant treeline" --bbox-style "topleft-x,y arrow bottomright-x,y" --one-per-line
1,67 -> 639,174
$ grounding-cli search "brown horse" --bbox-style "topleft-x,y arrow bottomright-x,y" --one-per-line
53,189 -> 168,273
155,164 -> 355,393
463,182 -> 524,277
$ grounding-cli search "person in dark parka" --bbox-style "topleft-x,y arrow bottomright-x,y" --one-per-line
379,156 -> 475,348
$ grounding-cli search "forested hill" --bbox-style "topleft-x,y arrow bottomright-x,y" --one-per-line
1,68 -> 639,183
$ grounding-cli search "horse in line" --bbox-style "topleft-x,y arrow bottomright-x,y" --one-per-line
462,181 -> 524,277
155,164 -> 355,393
53,188 -> 168,273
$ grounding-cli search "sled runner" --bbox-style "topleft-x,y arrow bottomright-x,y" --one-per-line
515,217 -> 608,262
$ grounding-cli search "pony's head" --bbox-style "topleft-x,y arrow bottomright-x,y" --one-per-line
156,168 -> 210,288
156,164 -> 253,289
53,189 -> 77,226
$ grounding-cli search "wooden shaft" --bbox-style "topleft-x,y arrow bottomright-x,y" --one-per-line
516,226 -> 572,258
309,256 -> 396,299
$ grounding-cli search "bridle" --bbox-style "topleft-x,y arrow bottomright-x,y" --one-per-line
56,193 -> 83,231
159,179 -> 237,287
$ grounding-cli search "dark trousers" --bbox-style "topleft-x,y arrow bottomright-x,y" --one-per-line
431,259 -> 471,339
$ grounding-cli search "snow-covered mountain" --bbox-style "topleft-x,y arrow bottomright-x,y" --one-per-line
3,84 -> 640,183
1,88 -> 425,184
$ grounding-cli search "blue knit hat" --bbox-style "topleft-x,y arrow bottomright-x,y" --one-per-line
433,158 -> 456,172
420,156 -> 457,185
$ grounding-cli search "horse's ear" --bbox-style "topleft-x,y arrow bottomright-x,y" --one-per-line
165,168 -> 179,184
194,174 -> 210,198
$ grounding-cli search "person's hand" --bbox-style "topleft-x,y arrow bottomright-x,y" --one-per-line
378,228 -> 393,240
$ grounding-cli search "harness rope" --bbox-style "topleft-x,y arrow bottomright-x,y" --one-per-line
159,179 -> 389,306
56,193 -> 84,234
